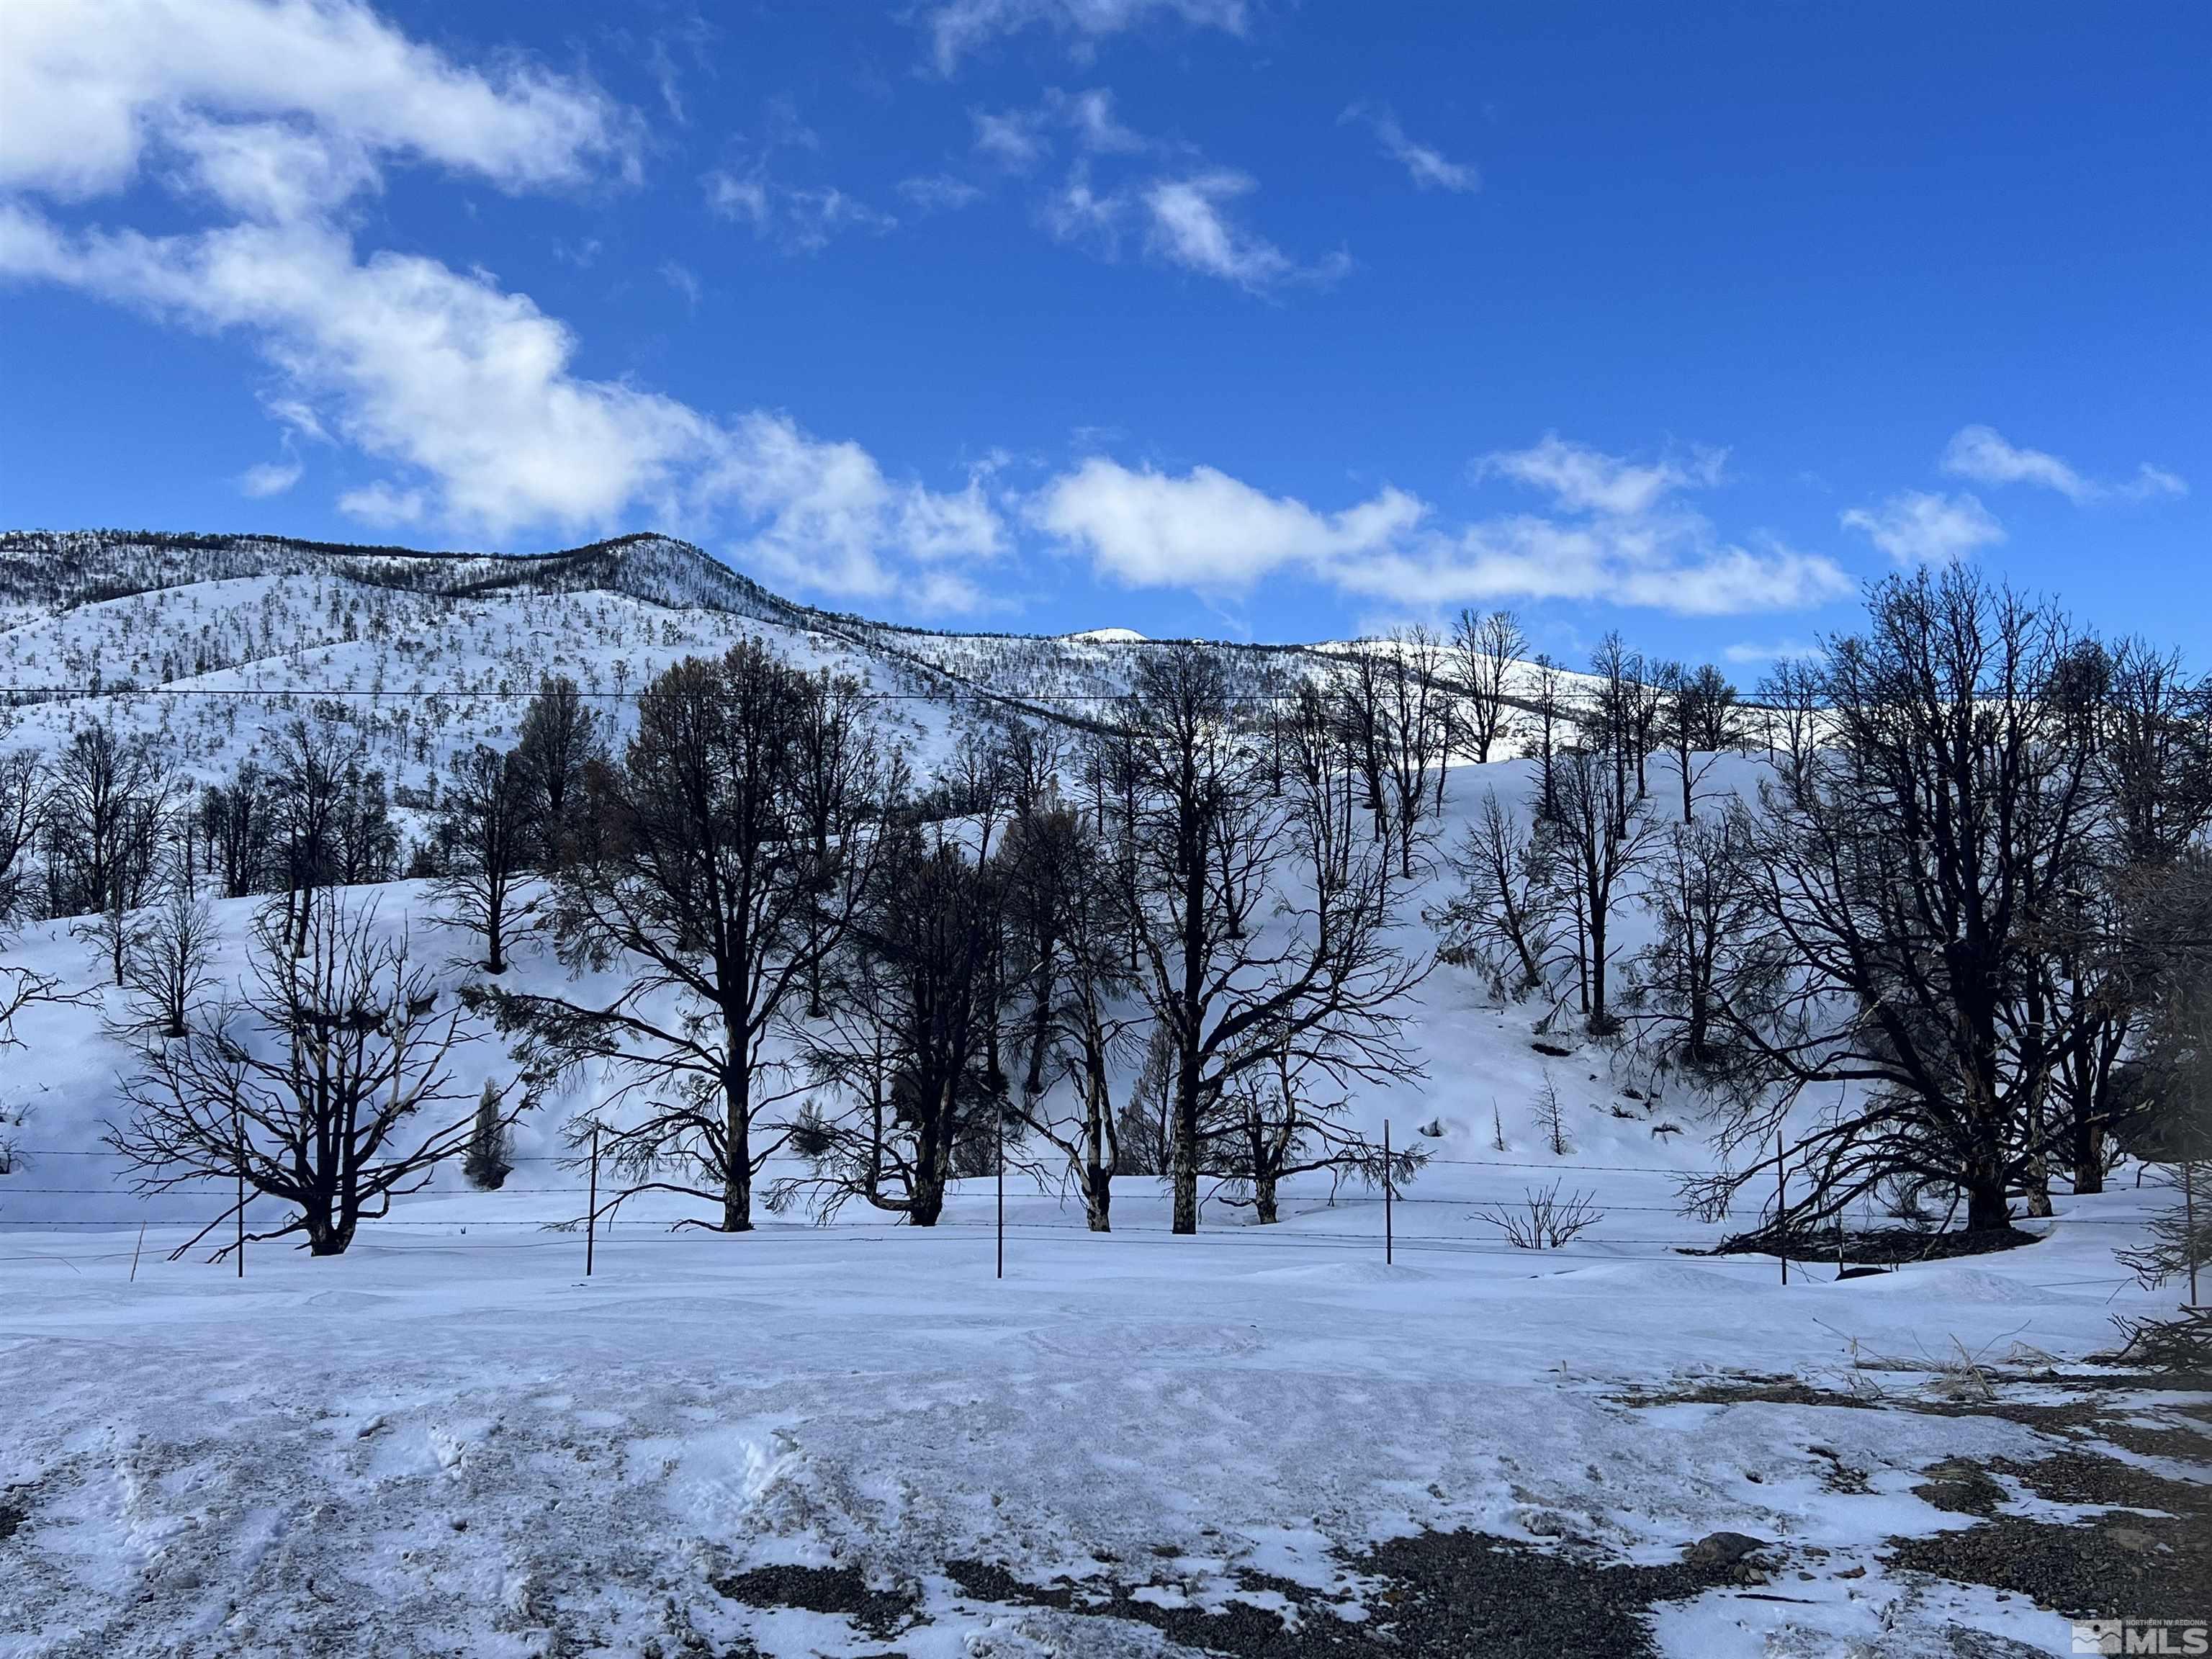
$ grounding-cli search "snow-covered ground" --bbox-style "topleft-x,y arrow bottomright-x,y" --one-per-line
1,863 -> 2199,1657
0,1168 -> 2190,1658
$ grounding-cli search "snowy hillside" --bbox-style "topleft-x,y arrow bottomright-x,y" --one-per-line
0,528 -> 1385,796
0,530 -> 2200,1659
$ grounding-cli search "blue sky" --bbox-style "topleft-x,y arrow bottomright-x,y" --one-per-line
3,1 -> 2205,669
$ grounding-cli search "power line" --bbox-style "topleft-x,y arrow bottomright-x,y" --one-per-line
0,683 -> 1490,706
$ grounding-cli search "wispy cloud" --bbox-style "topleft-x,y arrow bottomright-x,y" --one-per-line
1142,171 -> 1349,293
897,174 -> 986,214
337,480 -> 425,526
237,457 -> 302,498
972,107 -> 1051,171
704,170 -> 895,253
658,259 -> 701,308
920,0 -> 1245,75
1477,433 -> 1725,518
1940,423 -> 2186,503
1341,104 -> 1478,192
972,87 -> 1149,174
1722,639 -> 1826,667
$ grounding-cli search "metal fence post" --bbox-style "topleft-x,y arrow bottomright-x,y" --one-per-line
1776,1135 -> 1787,1287
586,1123 -> 599,1279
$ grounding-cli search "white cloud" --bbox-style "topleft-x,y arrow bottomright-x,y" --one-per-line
972,107 -> 1051,172
971,89 -> 1333,297
973,87 -> 1146,174
1938,425 -> 2091,502
1722,639 -> 1826,667
4,209 -> 994,607
1341,105 -> 1478,193
262,395 -> 327,442
706,169 -> 892,253
2126,463 -> 2189,501
237,457 -> 302,498
709,415 -> 1004,603
1345,522 -> 1848,616
921,0 -> 1246,74
781,188 -> 897,253
898,174 -> 986,213
1478,433 -> 1725,518
703,168 -> 770,228
0,0 -> 630,200
1840,490 -> 2004,566
1058,88 -> 1146,156
0,2 -> 1004,617
1939,423 -> 2187,503
168,120 -> 380,222
4,212 -> 717,531
1033,459 -> 1423,589
658,259 -> 701,307
1038,165 -> 1128,253
1143,171 -> 1346,293
337,479 -> 423,524
1035,443 -> 1852,615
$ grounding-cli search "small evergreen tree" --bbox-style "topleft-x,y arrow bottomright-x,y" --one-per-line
464,1079 -> 513,1192
1537,1071 -> 1571,1156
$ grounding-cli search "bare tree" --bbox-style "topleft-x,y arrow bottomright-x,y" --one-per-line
2116,902 -> 2212,1294
1753,657 -> 1823,773
1626,656 -> 1666,806
1589,633 -> 1638,824
1527,654 -> 1568,819
266,710 -> 369,951
1694,569 -> 2101,1233
2041,644 -> 2212,1193
0,752 -> 63,1079
1214,1043 -> 1422,1225
514,674 -> 603,867
115,877 -> 220,1043
1382,625 -> 1451,878
1661,662 -> 1735,824
472,643 -> 896,1234
778,824 -> 1006,1226
1002,783 -> 1081,1101
0,751 -> 47,924
1550,747 -> 1656,1033
1434,788 -> 1563,999
1004,806 -> 1140,1231
200,763 -> 274,899
1337,648 -> 1393,850
1637,817 -> 1758,1069
1118,647 -> 1429,1233
1687,663 -> 1741,753
72,879 -> 142,988
43,720 -> 171,917
326,762 -> 400,887
112,894 -> 484,1257
794,669 -> 889,1019
1452,608 -> 1525,766
433,743 -> 536,974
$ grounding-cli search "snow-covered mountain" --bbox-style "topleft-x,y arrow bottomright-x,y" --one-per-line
0,527 -> 1358,791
